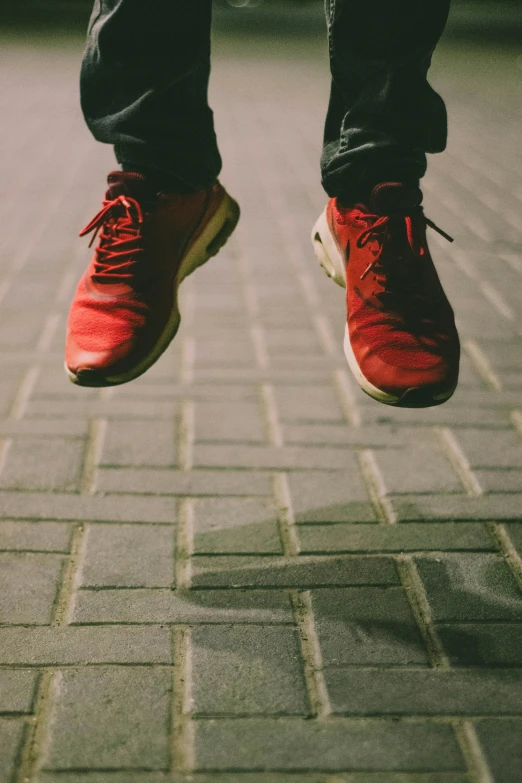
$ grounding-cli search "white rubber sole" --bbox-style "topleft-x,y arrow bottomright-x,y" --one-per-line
67,188 -> 240,387
311,207 -> 457,408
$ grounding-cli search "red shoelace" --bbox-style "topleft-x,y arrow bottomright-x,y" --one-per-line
353,211 -> 454,317
80,195 -> 145,283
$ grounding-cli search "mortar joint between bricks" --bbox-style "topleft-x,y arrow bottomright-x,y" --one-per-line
235,242 -> 261,318
243,280 -> 260,319
436,426 -> 482,497
179,283 -> 196,332
333,367 -> 361,427
250,323 -> 270,370
175,498 -> 194,590
8,365 -> 40,420
179,335 -> 196,385
480,281 -> 516,324
488,522 -> 522,591
171,626 -> 195,773
179,400 -> 195,471
297,271 -> 321,308
260,383 -> 284,447
511,409 -> 522,436
15,670 -> 61,783
80,417 -> 107,494
454,720 -> 495,783
51,523 -> 87,627
462,339 -> 502,392
395,554 -> 450,670
0,437 -> 12,478
290,589 -> 331,720
314,313 -> 339,357
36,312 -> 60,353
273,472 -> 300,557
358,449 -> 396,524
98,386 -> 114,401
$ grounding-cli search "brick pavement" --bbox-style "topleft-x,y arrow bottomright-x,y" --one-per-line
0,11 -> 521,783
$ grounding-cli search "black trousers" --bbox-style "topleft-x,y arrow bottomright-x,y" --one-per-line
80,0 -> 451,199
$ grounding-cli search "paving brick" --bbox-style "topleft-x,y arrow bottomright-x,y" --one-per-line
0,437 -> 84,491
475,470 -> 522,492
325,669 -> 522,715
193,718 -> 464,771
0,718 -> 25,782
0,520 -> 73,551
73,589 -> 293,624
0,373 -> 25,417
3,19 -> 522,782
438,623 -> 522,666
195,402 -> 266,443
274,385 -> 344,422
186,776 -> 467,783
311,587 -> 427,665
191,626 -> 308,715
103,382 -> 258,404
195,338 -> 254,366
288,471 -> 377,523
0,419 -> 86,437
43,668 -> 171,770
504,523 -> 522,557
414,391 -> 522,410
0,491 -> 176,523
415,554 -> 522,621
0,552 -> 64,624
474,719 -> 522,783
476,341 -> 522,371
372,445 -> 463,495
37,775 -> 470,783
266,331 -> 322,355
282,423 -> 413,447
0,626 -> 170,665
25,398 -> 177,420
38,775 -> 179,783
192,368 -> 332,384
0,669 -> 39,713
80,524 -> 175,587
452,429 -> 522,469
101,419 -> 177,467
190,555 -> 399,589
358,402 -> 511,429
96,469 -> 272,496
193,444 -> 367,471
392,494 -> 522,521
193,498 -> 282,554
36,774 -> 335,783
298,522 -> 493,553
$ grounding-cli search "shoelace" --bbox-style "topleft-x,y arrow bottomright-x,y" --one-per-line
79,195 -> 145,282
358,213 -> 453,283
353,212 -> 454,319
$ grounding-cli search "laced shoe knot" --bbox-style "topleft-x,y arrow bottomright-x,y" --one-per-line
79,195 -> 145,284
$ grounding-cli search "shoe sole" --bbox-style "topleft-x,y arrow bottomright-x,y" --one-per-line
311,207 -> 457,408
67,189 -> 240,388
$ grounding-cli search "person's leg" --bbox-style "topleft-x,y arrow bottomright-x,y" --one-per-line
312,1 -> 459,409
80,0 -> 221,192
321,0 -> 451,200
67,0 -> 239,388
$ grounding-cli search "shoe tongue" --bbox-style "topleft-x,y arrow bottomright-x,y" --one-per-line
106,171 -> 158,201
369,182 -> 422,215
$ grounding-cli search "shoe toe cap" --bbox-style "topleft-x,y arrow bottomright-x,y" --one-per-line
65,340 -> 134,386
364,354 -> 458,405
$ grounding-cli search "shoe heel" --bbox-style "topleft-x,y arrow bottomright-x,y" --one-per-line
311,209 -> 346,288
207,209 -> 239,258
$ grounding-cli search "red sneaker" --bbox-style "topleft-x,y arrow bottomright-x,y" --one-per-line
312,182 -> 460,407
66,172 -> 239,386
